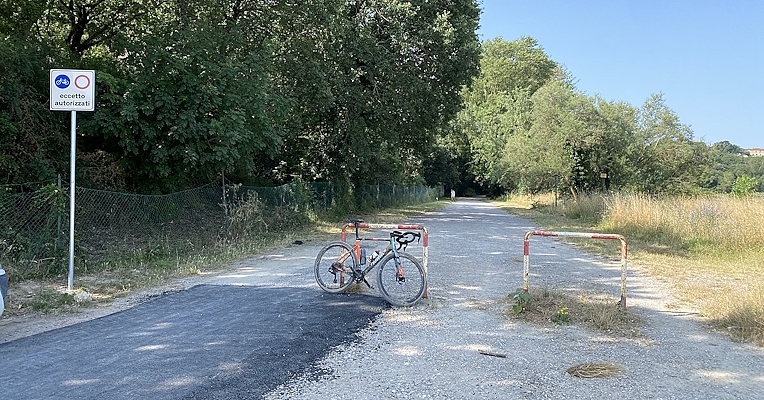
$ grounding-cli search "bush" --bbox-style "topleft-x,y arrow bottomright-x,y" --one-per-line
732,175 -> 758,197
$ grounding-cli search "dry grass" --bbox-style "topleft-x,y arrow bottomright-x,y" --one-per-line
566,363 -> 623,378
502,287 -> 643,338
494,193 -> 764,347
601,194 -> 764,253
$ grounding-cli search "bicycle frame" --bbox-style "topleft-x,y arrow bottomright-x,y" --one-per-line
314,219 -> 428,305
341,222 -> 428,275
348,222 -> 401,280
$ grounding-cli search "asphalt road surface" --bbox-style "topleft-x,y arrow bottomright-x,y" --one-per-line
0,285 -> 387,399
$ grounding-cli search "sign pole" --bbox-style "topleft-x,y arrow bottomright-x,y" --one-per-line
50,68 -> 94,292
68,110 -> 76,291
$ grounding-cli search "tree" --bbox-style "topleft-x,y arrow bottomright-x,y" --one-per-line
731,174 -> 758,196
622,93 -> 704,193
0,0 -> 482,192
495,81 -> 632,196
279,0 -> 482,187
83,14 -> 285,192
0,38 -> 68,184
457,37 -> 558,191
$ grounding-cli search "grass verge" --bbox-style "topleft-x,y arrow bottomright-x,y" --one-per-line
2,199 -> 450,317
502,287 -> 644,339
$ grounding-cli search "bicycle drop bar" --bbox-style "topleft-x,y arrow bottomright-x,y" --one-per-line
392,230 -> 421,250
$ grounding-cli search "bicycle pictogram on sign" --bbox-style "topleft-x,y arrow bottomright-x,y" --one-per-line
55,75 -> 70,89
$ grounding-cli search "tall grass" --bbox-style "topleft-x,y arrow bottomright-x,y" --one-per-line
600,194 -> 764,254
597,194 -> 764,345
516,193 -> 764,346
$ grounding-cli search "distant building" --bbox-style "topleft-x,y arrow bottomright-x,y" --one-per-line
748,148 -> 764,157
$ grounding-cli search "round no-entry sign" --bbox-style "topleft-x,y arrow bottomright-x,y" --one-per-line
50,69 -> 95,111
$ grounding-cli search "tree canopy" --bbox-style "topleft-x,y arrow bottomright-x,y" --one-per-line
1,0 -> 481,192
452,37 -> 758,196
1,3 -> 757,195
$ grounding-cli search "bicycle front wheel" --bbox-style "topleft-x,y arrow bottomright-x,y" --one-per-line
315,241 -> 357,293
376,251 -> 426,307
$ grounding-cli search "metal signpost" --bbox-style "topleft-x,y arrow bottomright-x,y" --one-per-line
50,69 -> 95,290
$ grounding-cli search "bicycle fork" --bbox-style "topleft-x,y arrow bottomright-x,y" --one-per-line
393,255 -> 406,285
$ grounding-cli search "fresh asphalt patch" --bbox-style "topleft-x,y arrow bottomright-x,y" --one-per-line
0,284 -> 388,399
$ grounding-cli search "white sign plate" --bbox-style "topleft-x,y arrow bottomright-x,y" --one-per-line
50,69 -> 95,111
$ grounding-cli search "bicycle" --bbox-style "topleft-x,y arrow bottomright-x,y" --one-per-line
314,218 -> 426,307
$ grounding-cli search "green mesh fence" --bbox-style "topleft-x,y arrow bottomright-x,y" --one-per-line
0,181 -> 437,280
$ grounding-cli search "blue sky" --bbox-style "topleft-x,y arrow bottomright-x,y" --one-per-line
477,0 -> 763,149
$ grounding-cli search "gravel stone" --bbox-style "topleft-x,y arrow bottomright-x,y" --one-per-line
262,199 -> 764,400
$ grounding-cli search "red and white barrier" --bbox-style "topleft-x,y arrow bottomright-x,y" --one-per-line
523,230 -> 627,309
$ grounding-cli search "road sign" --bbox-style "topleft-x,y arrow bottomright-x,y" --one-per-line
49,68 -> 96,290
50,69 -> 95,111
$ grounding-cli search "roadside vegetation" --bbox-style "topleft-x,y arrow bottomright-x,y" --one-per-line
496,193 -> 764,347
1,199 -> 450,317
504,287 -> 644,338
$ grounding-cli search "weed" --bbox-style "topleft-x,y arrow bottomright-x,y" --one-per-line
552,306 -> 570,324
510,288 -> 533,315
28,289 -> 74,313
503,287 -> 642,337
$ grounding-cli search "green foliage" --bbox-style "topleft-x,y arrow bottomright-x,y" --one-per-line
457,37 -> 558,190
29,289 -> 74,313
1,1 -> 480,193
0,38 -> 67,183
86,23 -> 284,192
698,142 -> 764,194
731,175 -> 758,197
4,1 -> 754,200
279,0 -> 481,187
459,47 -> 706,196
510,288 -> 533,315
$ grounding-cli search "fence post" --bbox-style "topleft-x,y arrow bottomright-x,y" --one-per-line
222,172 -> 229,242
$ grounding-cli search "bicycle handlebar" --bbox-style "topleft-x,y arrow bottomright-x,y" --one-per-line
392,230 -> 421,250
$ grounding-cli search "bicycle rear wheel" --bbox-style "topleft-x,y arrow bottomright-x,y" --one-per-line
315,241 -> 357,293
376,251 -> 426,307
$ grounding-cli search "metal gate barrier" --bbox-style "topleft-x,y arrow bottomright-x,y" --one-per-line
523,230 -> 628,310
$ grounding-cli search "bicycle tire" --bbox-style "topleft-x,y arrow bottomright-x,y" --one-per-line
376,251 -> 426,307
315,241 -> 357,293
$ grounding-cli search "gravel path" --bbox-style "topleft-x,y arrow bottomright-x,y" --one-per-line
2,199 -> 762,399
263,199 -> 764,399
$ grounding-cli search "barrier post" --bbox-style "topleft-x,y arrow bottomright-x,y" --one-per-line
523,230 -> 627,310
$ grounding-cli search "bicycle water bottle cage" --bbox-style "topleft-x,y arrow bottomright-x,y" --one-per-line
392,231 -> 421,250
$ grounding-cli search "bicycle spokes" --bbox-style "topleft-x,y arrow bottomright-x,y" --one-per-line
315,242 -> 357,294
376,251 -> 426,306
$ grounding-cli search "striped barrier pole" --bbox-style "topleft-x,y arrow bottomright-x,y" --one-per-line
523,230 -> 627,310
